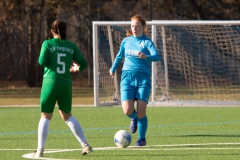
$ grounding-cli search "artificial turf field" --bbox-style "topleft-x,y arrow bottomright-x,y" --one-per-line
1,106 -> 240,160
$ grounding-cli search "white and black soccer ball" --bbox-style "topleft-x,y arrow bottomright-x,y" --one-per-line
114,130 -> 131,148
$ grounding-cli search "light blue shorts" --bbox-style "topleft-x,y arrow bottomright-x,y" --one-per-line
120,70 -> 151,103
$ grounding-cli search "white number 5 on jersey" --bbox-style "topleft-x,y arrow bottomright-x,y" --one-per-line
57,53 -> 66,74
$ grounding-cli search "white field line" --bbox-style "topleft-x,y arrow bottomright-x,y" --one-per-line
144,142 -> 240,147
1,142 -> 238,160
0,142 -> 238,151
21,148 -> 240,160
0,142 -> 239,151
22,153 -> 76,160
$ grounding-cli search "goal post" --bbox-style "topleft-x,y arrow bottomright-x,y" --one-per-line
93,21 -> 240,107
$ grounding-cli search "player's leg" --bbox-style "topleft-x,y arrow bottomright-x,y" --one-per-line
135,72 -> 151,146
60,110 -> 93,155
121,100 -> 135,115
121,71 -> 138,133
57,80 -> 92,156
135,99 -> 148,146
34,78 -> 57,157
59,110 -> 89,147
122,99 -> 138,133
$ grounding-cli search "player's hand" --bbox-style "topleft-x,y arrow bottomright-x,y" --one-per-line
109,69 -> 114,78
70,63 -> 80,73
138,52 -> 146,59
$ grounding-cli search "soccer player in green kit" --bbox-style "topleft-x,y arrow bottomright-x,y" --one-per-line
33,19 -> 92,158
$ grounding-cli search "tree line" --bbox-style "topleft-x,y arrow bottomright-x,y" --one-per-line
0,0 -> 239,87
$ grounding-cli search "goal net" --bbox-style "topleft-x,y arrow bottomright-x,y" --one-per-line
93,21 -> 240,106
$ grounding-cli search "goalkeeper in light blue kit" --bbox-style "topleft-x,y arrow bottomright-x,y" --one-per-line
110,15 -> 160,146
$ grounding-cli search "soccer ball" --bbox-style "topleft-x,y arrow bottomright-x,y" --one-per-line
114,130 -> 131,148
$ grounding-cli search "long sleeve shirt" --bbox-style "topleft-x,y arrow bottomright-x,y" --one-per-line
39,38 -> 88,83
110,35 -> 160,75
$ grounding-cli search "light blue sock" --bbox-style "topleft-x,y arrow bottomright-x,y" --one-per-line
127,109 -> 137,119
138,116 -> 148,139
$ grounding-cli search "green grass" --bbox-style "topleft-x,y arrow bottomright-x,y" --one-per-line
1,106 -> 240,160
0,87 -> 94,105
1,86 -> 240,105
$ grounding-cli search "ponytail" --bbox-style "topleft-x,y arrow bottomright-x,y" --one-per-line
51,19 -> 67,39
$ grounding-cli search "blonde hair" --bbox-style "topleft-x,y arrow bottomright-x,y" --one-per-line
126,15 -> 147,37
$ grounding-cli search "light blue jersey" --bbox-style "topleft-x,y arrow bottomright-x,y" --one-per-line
111,34 -> 160,142
110,34 -> 160,103
110,35 -> 160,74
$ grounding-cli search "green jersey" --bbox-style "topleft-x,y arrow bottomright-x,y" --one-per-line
39,38 -> 88,83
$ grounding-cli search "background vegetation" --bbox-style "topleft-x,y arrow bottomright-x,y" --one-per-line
0,0 -> 240,87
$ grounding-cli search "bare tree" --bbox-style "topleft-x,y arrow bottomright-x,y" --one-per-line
0,0 -> 240,87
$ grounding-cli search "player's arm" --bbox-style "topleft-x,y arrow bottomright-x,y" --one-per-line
109,40 -> 125,77
72,45 -> 88,72
145,40 -> 160,62
38,41 -> 49,66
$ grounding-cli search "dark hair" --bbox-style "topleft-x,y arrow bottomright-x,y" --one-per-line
126,15 -> 147,37
51,19 -> 67,39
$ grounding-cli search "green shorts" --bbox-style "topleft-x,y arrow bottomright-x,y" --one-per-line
40,78 -> 72,113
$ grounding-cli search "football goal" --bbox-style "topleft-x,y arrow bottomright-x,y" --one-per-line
92,21 -> 240,106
